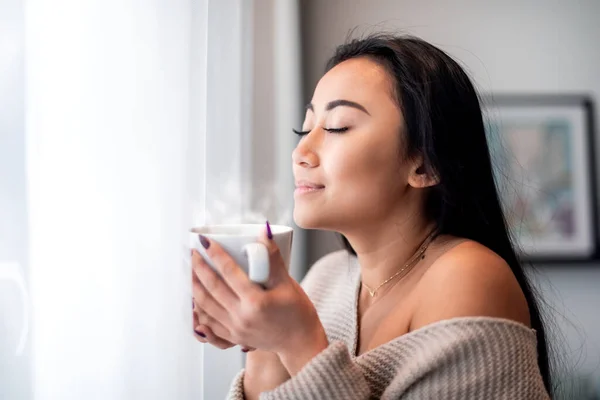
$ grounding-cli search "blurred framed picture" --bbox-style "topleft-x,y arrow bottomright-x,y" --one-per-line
481,95 -> 597,262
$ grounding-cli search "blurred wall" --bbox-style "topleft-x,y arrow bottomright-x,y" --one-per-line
300,0 -> 600,377
252,0 -> 306,281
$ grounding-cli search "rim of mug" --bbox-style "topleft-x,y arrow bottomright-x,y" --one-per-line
190,224 -> 293,237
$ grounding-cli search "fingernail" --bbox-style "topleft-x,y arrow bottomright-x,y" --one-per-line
266,221 -> 273,240
192,298 -> 195,309
198,235 -> 210,249
242,348 -> 249,352
194,330 -> 206,338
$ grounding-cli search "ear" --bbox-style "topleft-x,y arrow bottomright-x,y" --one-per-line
407,156 -> 439,189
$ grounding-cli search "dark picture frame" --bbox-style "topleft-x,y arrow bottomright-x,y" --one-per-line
481,94 -> 598,263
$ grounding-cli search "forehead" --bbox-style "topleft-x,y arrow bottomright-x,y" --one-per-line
311,57 -> 394,109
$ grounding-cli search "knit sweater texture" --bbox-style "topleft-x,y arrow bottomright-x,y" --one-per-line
226,250 -> 550,399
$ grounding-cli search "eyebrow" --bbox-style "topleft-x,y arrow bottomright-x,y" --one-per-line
305,99 -> 371,116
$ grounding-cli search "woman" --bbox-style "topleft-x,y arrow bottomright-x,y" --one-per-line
191,34 -> 552,399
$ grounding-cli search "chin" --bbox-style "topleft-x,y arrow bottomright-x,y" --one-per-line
293,206 -> 341,232
293,206 -> 322,229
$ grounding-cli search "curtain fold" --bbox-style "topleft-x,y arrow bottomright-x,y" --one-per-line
24,1 -> 201,398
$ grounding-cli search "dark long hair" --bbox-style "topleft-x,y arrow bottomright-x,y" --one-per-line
326,34 -> 553,394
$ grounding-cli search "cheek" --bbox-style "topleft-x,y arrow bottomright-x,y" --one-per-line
324,140 -> 402,202
293,131 -> 408,229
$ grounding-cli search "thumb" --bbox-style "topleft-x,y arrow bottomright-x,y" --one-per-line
256,221 -> 288,286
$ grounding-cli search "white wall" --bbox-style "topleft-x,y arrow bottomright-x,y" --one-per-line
301,0 -> 600,378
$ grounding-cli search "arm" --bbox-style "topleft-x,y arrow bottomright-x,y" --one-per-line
225,350 -> 292,400
243,350 -> 290,400
259,341 -> 371,400
258,321 -> 549,400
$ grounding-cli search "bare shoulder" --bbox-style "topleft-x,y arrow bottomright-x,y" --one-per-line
409,238 -> 531,331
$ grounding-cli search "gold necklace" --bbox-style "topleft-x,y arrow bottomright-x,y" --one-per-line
362,230 -> 437,298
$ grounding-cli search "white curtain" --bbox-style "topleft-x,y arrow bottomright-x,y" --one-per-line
26,0 -> 204,398
0,0 -> 29,398
1,0 -> 303,399
9,0 -> 204,398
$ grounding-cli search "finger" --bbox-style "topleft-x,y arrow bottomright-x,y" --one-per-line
197,235 -> 259,298
194,308 -> 233,341
256,221 -> 289,286
192,310 -> 208,343
193,260 -> 233,325
192,269 -> 235,342
194,308 -> 253,351
194,324 -> 236,350
193,249 -> 239,312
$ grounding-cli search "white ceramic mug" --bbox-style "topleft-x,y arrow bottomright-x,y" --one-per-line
0,261 -> 29,356
189,224 -> 293,284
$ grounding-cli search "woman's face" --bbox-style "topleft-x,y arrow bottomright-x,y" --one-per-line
292,57 -> 416,232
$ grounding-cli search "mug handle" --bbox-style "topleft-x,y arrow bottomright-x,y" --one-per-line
0,261 -> 29,356
242,243 -> 270,284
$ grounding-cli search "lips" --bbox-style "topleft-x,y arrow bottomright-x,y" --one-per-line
294,180 -> 325,196
295,180 -> 325,189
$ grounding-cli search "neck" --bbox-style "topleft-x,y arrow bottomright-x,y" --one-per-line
343,212 -> 436,296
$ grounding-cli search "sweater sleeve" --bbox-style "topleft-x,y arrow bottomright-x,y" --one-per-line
258,341 -> 370,400
244,319 -> 550,400
225,341 -> 369,400
378,319 -> 551,400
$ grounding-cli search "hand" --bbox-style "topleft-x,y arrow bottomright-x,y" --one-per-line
192,301 -> 255,351
193,275 -> 255,352
191,222 -> 328,371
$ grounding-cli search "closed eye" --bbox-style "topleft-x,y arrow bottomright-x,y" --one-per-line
323,127 -> 349,133
293,128 -> 310,136
292,127 -> 349,136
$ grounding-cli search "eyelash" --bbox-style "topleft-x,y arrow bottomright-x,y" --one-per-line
292,127 -> 349,136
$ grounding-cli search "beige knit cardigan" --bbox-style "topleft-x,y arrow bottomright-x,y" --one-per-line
226,250 -> 550,399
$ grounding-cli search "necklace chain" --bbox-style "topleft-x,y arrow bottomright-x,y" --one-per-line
362,230 -> 437,297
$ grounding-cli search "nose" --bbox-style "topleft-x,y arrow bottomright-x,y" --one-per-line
292,132 -> 320,168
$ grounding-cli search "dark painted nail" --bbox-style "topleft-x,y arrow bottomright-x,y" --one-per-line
242,348 -> 249,352
266,221 -> 273,240
194,330 -> 206,338
192,298 -> 195,309
198,235 -> 210,249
